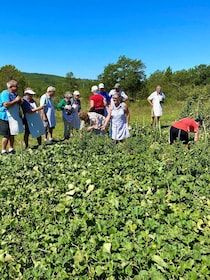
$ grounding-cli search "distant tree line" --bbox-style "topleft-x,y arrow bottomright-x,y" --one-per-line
0,59 -> 210,102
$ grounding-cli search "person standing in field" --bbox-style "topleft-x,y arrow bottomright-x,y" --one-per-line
147,85 -> 165,127
0,80 -> 23,155
40,86 -> 56,143
71,90 -> 81,131
109,83 -> 128,103
169,117 -> 202,148
21,88 -> 45,148
98,83 -> 110,116
57,92 -> 74,140
89,85 -> 106,116
102,93 -> 130,142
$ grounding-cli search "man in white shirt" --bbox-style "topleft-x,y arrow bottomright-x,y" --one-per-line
109,83 -> 128,103
147,85 -> 165,127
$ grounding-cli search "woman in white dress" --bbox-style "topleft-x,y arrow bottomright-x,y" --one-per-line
102,93 -> 130,142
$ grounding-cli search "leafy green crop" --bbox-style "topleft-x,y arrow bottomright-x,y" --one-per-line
0,128 -> 209,279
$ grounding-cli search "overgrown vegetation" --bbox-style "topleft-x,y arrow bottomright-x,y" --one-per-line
0,127 -> 209,279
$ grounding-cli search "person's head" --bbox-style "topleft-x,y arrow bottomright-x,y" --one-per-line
156,85 -> 161,93
98,83 -> 105,92
7,80 -> 18,93
47,86 -> 56,97
78,112 -> 89,123
91,85 -> 98,94
113,93 -> 121,105
73,90 -> 80,99
64,91 -> 72,101
195,118 -> 203,127
114,83 -> 120,92
24,88 -> 36,100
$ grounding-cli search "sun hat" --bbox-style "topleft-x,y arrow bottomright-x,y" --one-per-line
114,83 -> 120,88
73,90 -> 80,96
91,85 -> 98,92
99,83 -> 104,89
24,89 -> 35,95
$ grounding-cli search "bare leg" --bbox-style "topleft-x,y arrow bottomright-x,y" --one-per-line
2,137 -> 8,151
8,135 -> 14,149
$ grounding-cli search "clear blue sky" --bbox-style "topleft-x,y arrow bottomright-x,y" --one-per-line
0,0 -> 209,79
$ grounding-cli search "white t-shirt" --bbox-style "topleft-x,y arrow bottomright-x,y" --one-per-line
148,91 -> 165,117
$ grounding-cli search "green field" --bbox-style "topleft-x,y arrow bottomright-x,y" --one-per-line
0,99 -> 210,279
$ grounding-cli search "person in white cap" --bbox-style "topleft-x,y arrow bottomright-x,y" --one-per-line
21,88 -> 45,148
98,83 -> 110,116
109,83 -> 128,103
40,86 -> 56,143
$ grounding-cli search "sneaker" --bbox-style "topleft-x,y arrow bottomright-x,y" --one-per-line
0,151 -> 7,156
8,149 -> 16,155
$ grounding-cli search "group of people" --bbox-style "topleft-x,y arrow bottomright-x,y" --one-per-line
0,80 -> 202,155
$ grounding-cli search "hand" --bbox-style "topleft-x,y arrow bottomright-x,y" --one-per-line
15,96 -> 21,103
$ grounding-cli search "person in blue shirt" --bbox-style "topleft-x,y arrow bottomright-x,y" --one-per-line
98,83 -> 110,116
0,80 -> 22,155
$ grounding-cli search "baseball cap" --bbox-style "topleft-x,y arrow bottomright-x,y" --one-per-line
99,83 -> 104,89
114,83 -> 120,88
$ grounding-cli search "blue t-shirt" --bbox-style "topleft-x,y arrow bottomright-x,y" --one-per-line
0,90 -> 17,121
97,91 -> 110,103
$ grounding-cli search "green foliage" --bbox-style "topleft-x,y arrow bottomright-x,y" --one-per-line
0,127 -> 210,279
98,55 -> 146,100
0,65 -> 27,94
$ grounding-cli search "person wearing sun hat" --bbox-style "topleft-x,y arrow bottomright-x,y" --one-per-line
98,83 -> 110,116
21,88 -> 45,148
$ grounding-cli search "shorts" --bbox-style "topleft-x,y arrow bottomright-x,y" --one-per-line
0,119 -> 10,138
169,126 -> 188,144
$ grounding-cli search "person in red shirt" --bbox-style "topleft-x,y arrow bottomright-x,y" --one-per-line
89,85 -> 106,116
169,117 -> 202,147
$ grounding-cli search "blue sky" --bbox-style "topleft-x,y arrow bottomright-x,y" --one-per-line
0,0 -> 209,79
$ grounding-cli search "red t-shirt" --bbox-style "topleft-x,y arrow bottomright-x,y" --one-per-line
172,118 -> 199,133
90,94 -> 104,110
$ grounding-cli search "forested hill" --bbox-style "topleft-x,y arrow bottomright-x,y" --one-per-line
23,72 -> 65,88
23,72 -> 95,98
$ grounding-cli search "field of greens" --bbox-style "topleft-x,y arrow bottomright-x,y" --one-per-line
0,124 -> 210,279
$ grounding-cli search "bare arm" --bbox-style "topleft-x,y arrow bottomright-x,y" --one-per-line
3,96 -> 21,108
194,131 -> 199,142
89,100 -> 94,111
147,98 -> 153,107
124,103 -> 130,124
102,105 -> 111,130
